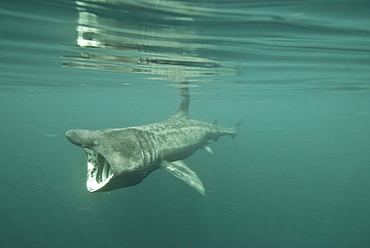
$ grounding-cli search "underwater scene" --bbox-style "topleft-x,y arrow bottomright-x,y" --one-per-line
1,0 -> 370,247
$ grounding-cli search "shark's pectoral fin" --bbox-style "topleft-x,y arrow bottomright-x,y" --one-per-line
160,160 -> 205,196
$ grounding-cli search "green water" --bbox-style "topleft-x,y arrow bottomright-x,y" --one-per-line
0,0 -> 369,247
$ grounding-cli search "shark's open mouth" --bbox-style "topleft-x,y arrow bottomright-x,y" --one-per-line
84,148 -> 114,192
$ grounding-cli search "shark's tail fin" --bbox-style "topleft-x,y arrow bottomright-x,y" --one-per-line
230,118 -> 242,140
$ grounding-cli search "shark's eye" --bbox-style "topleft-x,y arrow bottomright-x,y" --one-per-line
82,140 -> 99,148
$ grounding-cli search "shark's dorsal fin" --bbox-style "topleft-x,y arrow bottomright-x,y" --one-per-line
173,98 -> 189,119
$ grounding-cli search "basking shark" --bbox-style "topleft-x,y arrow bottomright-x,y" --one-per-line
66,97 -> 240,196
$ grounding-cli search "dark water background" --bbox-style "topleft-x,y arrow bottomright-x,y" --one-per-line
1,0 -> 370,247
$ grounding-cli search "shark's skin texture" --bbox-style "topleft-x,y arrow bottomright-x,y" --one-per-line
66,98 -> 240,196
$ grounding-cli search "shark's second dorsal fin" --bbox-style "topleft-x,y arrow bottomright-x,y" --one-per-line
173,98 -> 189,119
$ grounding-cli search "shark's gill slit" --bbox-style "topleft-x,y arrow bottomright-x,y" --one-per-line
84,148 -> 114,192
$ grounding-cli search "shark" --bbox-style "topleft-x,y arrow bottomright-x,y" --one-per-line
66,97 -> 240,196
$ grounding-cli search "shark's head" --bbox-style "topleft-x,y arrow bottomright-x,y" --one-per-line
66,128 -> 148,192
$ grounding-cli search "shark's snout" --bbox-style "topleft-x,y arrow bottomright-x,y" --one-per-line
66,129 -> 83,146
66,129 -> 97,147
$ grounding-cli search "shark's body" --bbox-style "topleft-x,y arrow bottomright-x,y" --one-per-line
66,98 -> 240,195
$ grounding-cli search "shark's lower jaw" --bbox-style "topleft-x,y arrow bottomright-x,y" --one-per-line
84,148 -> 114,192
